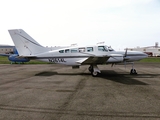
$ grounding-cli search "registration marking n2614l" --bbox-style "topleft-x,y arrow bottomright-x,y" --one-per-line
48,58 -> 66,63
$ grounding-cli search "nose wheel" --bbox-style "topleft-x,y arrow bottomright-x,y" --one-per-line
130,69 -> 137,74
130,62 -> 137,75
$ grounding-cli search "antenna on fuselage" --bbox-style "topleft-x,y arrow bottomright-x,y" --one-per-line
71,43 -> 78,46
97,41 -> 105,45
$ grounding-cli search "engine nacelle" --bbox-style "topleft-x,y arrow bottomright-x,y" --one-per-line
107,56 -> 124,63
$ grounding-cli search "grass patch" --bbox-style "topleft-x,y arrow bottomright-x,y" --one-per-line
0,56 -> 10,64
138,57 -> 160,63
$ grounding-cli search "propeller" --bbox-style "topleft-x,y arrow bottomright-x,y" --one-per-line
124,48 -> 127,57
124,48 -> 128,69
111,63 -> 114,67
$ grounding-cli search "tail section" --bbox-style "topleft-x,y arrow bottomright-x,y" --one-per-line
8,29 -> 49,56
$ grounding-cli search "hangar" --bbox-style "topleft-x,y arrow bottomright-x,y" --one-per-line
0,45 -> 15,54
128,42 -> 160,57
0,45 -> 68,55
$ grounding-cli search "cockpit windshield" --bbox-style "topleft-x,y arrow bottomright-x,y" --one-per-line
108,46 -> 114,51
98,46 -> 114,52
98,46 -> 108,51
104,46 -> 115,52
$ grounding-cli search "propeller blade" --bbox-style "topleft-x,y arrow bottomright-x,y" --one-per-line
124,48 -> 128,57
111,63 -> 114,67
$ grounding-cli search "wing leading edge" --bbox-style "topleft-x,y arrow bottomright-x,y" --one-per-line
76,56 -> 110,65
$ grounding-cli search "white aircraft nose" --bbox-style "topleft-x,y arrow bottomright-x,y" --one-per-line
142,52 -> 148,58
125,51 -> 148,62
137,52 -> 148,60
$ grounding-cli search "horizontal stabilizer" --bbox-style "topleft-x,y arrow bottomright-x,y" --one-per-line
17,55 -> 37,58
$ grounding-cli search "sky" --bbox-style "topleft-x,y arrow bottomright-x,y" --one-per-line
0,0 -> 160,50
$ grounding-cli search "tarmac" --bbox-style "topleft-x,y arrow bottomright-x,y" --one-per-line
0,63 -> 160,120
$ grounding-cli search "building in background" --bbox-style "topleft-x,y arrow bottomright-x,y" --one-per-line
128,42 -> 160,57
0,45 -> 15,54
0,45 -> 69,55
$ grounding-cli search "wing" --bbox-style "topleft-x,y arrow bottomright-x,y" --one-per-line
76,56 -> 110,65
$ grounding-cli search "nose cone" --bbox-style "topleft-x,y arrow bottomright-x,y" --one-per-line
142,52 -> 148,58
136,51 -> 148,61
135,51 -> 148,60
125,51 -> 148,61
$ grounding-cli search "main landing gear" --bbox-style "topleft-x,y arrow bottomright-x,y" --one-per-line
88,65 -> 101,77
130,62 -> 137,75
88,63 -> 138,77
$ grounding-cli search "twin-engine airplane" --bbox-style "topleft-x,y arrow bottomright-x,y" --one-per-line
8,29 -> 148,77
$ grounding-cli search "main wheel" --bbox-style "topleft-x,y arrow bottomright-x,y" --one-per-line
91,71 -> 99,77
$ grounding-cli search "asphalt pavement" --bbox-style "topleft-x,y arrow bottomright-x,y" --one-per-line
0,63 -> 160,120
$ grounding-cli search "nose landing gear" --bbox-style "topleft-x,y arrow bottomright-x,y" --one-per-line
130,69 -> 137,74
130,62 -> 137,75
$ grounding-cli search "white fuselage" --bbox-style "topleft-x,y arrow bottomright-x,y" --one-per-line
34,45 -> 148,66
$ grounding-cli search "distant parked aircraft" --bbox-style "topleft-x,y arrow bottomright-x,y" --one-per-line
0,47 -> 30,64
8,29 -> 148,76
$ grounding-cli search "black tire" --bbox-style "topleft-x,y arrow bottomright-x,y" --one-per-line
130,69 -> 137,75
91,71 -> 99,77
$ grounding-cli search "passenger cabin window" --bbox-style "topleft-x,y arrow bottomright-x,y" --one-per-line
59,50 -> 64,53
78,47 -> 85,52
87,47 -> 93,52
98,46 -> 108,52
65,49 -> 70,53
71,48 -> 78,53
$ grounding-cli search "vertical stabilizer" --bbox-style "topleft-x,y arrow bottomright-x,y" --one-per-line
8,29 -> 49,56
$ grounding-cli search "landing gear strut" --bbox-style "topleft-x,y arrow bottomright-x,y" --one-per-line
88,65 -> 93,72
88,65 -> 101,77
130,62 -> 137,75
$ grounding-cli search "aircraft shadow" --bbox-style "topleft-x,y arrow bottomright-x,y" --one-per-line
100,70 -> 148,85
35,71 -> 90,76
34,70 -> 160,85
35,72 -> 58,76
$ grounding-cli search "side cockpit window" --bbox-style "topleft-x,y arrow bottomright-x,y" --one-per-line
98,46 -> 108,52
98,46 -> 108,51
